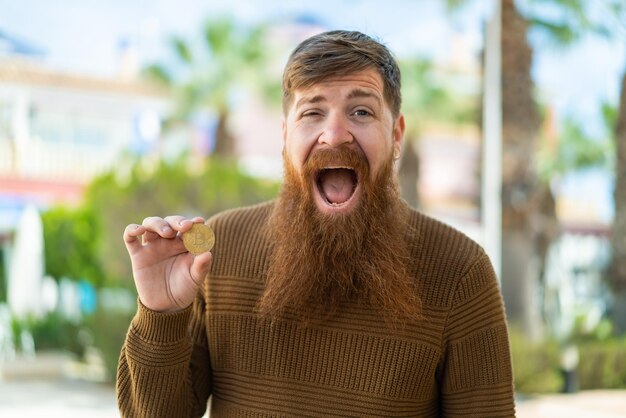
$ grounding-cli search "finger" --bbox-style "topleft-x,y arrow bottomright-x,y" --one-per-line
123,224 -> 145,254
142,216 -> 176,238
163,215 -> 188,229
163,215 -> 199,233
190,252 -> 212,286
142,230 -> 160,244
169,216 -> 207,234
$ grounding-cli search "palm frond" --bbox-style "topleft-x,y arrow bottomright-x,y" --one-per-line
172,36 -> 193,63
204,19 -> 235,55
142,64 -> 173,86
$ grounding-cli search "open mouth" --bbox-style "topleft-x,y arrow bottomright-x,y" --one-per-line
315,167 -> 359,208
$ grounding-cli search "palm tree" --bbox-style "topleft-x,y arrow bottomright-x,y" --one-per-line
611,76 -> 626,333
499,0 -> 550,339
448,0 -> 600,337
144,18 -> 279,159
606,0 -> 626,333
502,0 -> 610,338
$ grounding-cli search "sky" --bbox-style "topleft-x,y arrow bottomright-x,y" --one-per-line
0,0 -> 622,133
0,0 -> 464,74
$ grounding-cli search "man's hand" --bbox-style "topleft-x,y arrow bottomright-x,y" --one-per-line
123,216 -> 213,313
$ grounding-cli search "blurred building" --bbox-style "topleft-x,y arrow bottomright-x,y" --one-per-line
0,34 -> 172,202
0,29 -> 172,302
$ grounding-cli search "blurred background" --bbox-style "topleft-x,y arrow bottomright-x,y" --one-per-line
0,0 -> 625,416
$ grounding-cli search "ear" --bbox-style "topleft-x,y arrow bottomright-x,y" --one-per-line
281,118 -> 287,148
393,113 -> 405,153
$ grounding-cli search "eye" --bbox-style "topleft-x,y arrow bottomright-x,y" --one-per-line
352,108 -> 372,117
301,109 -> 322,118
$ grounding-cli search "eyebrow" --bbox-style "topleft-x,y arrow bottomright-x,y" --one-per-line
295,94 -> 326,110
346,88 -> 382,107
295,88 -> 383,111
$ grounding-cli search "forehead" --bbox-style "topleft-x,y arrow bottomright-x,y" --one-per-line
293,70 -> 385,102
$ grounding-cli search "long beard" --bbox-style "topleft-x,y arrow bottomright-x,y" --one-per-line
258,145 -> 421,324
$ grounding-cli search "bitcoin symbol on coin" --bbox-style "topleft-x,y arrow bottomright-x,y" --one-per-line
182,223 -> 215,254
192,232 -> 204,246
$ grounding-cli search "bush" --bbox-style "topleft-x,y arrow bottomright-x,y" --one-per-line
84,156 -> 279,289
11,311 -> 87,358
509,328 -> 563,394
30,311 -> 87,357
35,155 -> 279,380
83,293 -> 136,382
42,207 -> 105,288
577,338 -> 626,389
509,325 -> 626,394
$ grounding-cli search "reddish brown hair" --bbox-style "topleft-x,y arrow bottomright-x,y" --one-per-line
282,30 -> 402,117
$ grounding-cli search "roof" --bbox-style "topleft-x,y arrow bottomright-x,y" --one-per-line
0,57 -> 169,98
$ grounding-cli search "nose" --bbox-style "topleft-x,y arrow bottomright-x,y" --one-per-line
318,113 -> 353,148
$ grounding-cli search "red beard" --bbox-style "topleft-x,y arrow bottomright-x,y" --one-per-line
259,145 -> 421,324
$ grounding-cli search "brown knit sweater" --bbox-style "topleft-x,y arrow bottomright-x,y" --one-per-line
116,201 -> 515,417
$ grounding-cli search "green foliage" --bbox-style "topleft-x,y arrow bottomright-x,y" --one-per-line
448,0 -> 611,49
34,149 -> 279,375
204,19 -> 235,55
509,327 -> 563,394
577,338 -> 626,389
141,17 -> 282,158
142,17 -> 281,124
172,36 -> 193,63
444,0 -> 468,13
29,312 -> 87,357
83,303 -> 135,382
36,151 -> 278,372
537,115 -> 613,182
10,312 -> 87,357
568,314 -> 626,389
41,206 -> 105,287
510,322 -> 626,394
603,101 -> 618,135
143,64 -> 172,86
0,248 -> 6,303
399,58 -> 478,139
83,155 -> 278,287
520,0 -> 608,49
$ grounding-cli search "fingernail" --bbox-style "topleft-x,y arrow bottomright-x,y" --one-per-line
162,226 -> 172,233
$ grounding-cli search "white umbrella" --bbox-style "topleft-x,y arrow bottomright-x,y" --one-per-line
7,204 -> 44,319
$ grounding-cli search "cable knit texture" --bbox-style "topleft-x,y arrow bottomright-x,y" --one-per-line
117,200 -> 515,417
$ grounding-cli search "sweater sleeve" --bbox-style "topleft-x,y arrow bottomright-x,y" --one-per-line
439,253 -> 516,417
116,292 -> 211,418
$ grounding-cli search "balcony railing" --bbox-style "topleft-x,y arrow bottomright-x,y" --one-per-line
0,139 -> 118,183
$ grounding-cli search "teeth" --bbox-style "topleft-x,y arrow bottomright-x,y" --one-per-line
323,166 -> 353,170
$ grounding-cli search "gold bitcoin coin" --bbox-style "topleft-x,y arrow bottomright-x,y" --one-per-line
182,223 -> 215,254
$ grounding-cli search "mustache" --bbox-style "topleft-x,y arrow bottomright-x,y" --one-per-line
303,146 -> 370,180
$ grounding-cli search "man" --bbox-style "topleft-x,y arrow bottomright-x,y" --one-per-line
117,30 -> 516,417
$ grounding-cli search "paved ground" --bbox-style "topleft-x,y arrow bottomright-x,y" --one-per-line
517,390 -> 626,418
0,376 -> 625,417
0,378 -> 118,418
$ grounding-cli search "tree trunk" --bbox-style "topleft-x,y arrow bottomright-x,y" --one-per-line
212,111 -> 235,158
499,0 -> 558,338
610,69 -> 626,334
399,140 -> 420,209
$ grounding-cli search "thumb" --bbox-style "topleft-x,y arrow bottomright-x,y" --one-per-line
190,252 -> 213,286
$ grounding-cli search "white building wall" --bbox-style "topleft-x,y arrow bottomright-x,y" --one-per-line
0,68 -> 171,183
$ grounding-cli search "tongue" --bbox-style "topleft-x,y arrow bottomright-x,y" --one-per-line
319,169 -> 355,204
